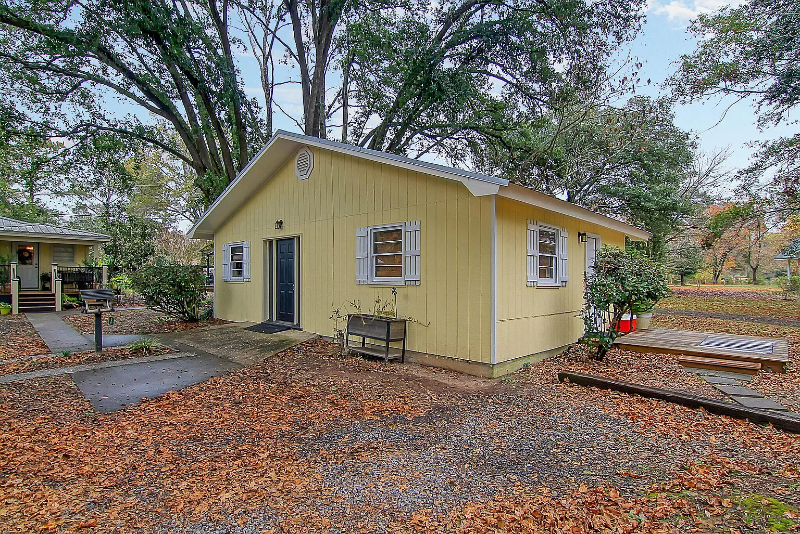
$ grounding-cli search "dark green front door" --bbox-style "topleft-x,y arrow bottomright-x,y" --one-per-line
276,238 -> 295,323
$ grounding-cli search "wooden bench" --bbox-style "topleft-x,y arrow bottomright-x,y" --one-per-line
678,355 -> 761,375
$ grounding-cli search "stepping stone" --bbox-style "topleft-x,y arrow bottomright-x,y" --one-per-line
702,376 -> 741,385
730,396 -> 788,411
706,370 -> 754,382
714,385 -> 762,397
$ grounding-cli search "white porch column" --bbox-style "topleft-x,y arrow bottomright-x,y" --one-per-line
101,265 -> 108,288
52,263 -> 62,312
10,261 -> 19,315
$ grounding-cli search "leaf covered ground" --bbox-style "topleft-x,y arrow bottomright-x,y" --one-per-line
2,337 -> 799,533
0,313 -> 49,358
61,308 -> 228,335
0,343 -> 174,377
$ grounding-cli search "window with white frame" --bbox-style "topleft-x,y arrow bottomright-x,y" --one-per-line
537,226 -> 558,283
222,241 -> 250,282
52,244 -> 75,264
527,221 -> 568,287
357,221 -> 420,285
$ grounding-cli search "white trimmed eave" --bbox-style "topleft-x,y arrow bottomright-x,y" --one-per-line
499,183 -> 652,241
0,233 -> 109,245
188,130 -> 507,239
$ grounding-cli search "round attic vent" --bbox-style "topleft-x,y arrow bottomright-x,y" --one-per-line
295,147 -> 313,180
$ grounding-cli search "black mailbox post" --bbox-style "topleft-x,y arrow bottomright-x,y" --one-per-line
79,289 -> 115,352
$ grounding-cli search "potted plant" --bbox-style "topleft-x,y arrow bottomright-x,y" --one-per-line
0,302 -> 11,315
40,272 -> 52,291
632,300 -> 655,330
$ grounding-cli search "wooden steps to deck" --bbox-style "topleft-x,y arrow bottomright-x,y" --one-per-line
17,291 -> 56,312
677,355 -> 761,375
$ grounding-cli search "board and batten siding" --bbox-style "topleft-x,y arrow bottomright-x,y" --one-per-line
494,196 -> 627,363
213,146 -> 495,363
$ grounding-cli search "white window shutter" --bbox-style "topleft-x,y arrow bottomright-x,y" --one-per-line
526,220 -> 538,287
243,241 -> 251,281
404,220 -> 421,285
356,227 -> 369,284
558,228 -> 569,286
221,243 -> 231,282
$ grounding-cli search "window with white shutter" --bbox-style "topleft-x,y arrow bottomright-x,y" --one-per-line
224,242 -> 249,282
356,227 -> 369,284
404,221 -> 421,285
528,222 -> 568,287
558,228 -> 569,286
526,220 -> 538,286
221,243 -> 231,282
356,221 -> 421,285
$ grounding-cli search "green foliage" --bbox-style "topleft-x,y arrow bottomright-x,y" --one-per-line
675,0 -> 800,213
581,246 -> 670,359
0,301 -> 11,310
128,337 -> 164,355
109,273 -> 134,294
670,244 -> 704,284
61,294 -> 80,308
131,260 -> 207,322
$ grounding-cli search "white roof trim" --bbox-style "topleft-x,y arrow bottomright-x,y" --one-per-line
499,184 -> 651,240
188,130 -> 650,241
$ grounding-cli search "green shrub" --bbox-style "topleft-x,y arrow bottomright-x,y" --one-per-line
581,246 -> 669,359
131,260 -> 207,322
109,273 -> 134,294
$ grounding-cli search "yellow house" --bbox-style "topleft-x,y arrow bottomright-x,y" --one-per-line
189,131 -> 650,377
1,216 -> 109,312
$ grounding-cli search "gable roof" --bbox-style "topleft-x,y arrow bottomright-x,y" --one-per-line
189,130 -> 651,240
777,237 -> 800,260
0,216 -> 110,243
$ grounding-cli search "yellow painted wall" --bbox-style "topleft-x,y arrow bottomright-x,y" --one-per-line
494,196 -> 627,363
214,147 -> 495,363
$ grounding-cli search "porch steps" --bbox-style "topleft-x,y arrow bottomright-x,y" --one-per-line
17,292 -> 57,312
677,355 -> 761,375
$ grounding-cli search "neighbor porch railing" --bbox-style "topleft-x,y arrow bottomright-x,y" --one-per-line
57,266 -> 104,290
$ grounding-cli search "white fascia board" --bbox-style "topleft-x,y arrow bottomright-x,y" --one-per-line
498,183 -> 652,240
0,233 -> 109,244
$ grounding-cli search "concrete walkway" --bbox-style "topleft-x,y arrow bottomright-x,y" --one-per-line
27,311 -> 148,353
0,352 -> 191,383
27,312 -> 92,352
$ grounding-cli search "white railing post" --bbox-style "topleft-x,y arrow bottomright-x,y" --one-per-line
101,265 -> 108,288
52,263 -> 62,312
10,261 -> 19,314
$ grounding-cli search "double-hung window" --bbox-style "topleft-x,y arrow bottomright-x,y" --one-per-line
356,221 -> 421,285
527,221 -> 568,287
537,226 -> 558,284
371,225 -> 404,283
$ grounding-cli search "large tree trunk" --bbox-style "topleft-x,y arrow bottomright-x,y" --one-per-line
680,274 -> 685,286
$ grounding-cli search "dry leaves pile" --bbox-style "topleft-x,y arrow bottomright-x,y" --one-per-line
2,283 -> 800,533
62,309 -> 227,335
0,314 -> 49,359
0,344 -> 174,377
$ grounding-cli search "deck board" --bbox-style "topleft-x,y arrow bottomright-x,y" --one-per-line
613,328 -> 789,371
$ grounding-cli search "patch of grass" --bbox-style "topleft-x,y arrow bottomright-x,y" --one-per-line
659,295 -> 799,319
736,494 -> 798,532
59,350 -> 71,357
127,338 -> 164,355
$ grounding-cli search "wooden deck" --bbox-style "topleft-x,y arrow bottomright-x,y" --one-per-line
614,328 -> 790,373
